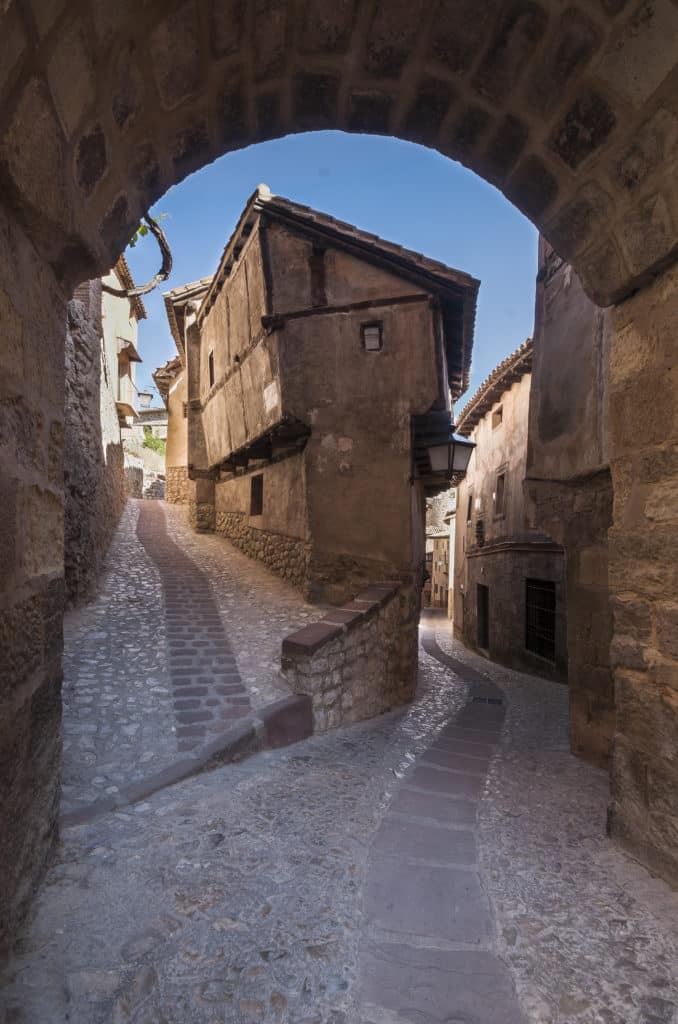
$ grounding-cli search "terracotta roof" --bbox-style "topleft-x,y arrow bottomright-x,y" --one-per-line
455,338 -> 533,437
113,254 -> 147,321
152,355 -> 183,406
197,185 -> 480,399
162,277 -> 211,356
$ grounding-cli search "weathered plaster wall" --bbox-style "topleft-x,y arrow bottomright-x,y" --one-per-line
280,298 -> 439,602
526,243 -> 614,766
606,261 -> 678,885
215,455 -> 308,539
64,279 -> 126,606
454,370 -> 566,679
0,204 -> 65,955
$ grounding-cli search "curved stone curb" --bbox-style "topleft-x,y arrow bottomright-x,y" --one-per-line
60,694 -> 313,828
356,624 -> 526,1024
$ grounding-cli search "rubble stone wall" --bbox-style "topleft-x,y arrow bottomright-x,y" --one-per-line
0,204 -> 65,955
165,466 -> 190,504
607,263 -> 678,886
281,584 -> 415,731
64,280 -> 126,606
215,511 -> 310,590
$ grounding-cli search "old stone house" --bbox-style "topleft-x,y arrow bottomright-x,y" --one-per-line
161,281 -> 212,506
453,337 -> 567,680
167,185 -> 479,611
64,257 -> 146,604
424,490 -> 455,610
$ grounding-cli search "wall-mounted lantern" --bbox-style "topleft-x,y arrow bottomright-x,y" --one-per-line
411,411 -> 475,495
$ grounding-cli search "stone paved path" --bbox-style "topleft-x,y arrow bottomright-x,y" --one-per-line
60,500 -> 324,819
4,614 -> 678,1023
358,625 -> 525,1023
136,501 -> 252,753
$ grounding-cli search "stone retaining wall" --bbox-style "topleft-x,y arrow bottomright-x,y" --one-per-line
216,511 -> 310,590
281,583 -> 415,731
165,466 -> 189,504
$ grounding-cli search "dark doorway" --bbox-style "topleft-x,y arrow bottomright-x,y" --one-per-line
477,584 -> 489,650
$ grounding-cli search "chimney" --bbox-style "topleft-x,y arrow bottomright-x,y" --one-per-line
138,391 -> 152,409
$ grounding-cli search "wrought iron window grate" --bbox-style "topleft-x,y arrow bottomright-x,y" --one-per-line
525,578 -> 556,661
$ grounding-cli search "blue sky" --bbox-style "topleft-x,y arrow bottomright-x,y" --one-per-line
125,132 -> 537,408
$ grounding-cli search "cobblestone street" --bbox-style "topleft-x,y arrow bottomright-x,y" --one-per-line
3,504 -> 678,1024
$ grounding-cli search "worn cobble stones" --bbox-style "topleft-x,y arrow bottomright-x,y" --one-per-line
5,613 -> 677,1022
163,502 -> 326,710
61,499 -> 323,818
136,500 -> 252,753
61,501 -> 176,816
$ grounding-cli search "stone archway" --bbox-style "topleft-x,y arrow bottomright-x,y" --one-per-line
1,0 -> 677,950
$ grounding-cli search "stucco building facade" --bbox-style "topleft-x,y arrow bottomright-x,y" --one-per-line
454,338 -> 567,680
169,187 -> 479,611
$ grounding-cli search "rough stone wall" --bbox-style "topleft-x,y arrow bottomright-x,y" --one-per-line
216,511 -> 310,590
525,470 -> 614,764
527,243 -> 615,767
165,465 -> 190,504
282,584 -> 414,731
456,542 -> 566,681
64,280 -> 126,606
0,203 -> 65,955
606,262 -> 678,886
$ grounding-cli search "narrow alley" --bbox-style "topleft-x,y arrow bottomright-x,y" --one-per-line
2,501 -> 677,1024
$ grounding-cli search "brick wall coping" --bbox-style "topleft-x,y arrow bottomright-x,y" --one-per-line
282,582 -> 400,658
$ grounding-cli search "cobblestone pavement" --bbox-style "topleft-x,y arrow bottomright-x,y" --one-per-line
4,613 -> 677,1023
163,503 -> 326,710
60,500 -> 324,817
61,502 -> 175,816
136,502 -> 253,754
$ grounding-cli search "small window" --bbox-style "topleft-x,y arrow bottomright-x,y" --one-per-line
495,472 -> 506,516
208,350 -> 215,388
361,322 -> 383,352
250,474 -> 263,516
492,405 -> 503,429
525,579 -> 556,662
466,493 -> 473,524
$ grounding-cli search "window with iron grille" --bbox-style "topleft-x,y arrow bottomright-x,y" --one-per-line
208,350 -> 215,388
525,579 -> 556,661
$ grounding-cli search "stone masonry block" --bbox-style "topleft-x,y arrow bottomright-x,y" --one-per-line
210,0 -> 246,58
47,16 -> 93,136
528,7 -> 602,117
364,0 -> 423,77
656,603 -> 678,660
428,0 -> 501,76
150,1 -> 200,110
474,1 -> 548,103
1,77 -> 70,230
300,0 -> 358,54
549,88 -> 616,169
253,0 -> 288,80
